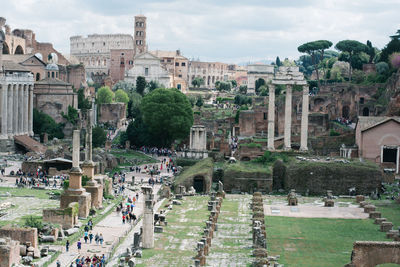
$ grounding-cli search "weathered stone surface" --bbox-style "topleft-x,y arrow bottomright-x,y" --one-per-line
356,195 -> 365,203
364,205 -> 376,213
369,211 -> 381,219
380,222 -> 393,232
64,228 -> 79,236
374,218 -> 386,225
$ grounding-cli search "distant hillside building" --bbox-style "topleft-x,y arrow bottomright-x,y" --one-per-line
188,61 -> 229,89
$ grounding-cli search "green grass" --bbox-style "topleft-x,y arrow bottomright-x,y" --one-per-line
370,199 -> 400,228
136,196 -> 210,267
174,158 -> 214,185
0,187 -> 61,199
267,216 -> 390,267
224,161 -> 271,174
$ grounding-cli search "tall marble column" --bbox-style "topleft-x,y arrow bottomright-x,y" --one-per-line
23,85 -> 28,134
13,85 -> 18,135
142,185 -> 154,248
18,85 -> 23,134
7,85 -> 13,137
189,128 -> 193,149
28,86 -> 33,135
300,85 -> 309,151
267,84 -> 275,150
69,129 -> 83,190
284,84 -> 292,150
1,85 -> 7,138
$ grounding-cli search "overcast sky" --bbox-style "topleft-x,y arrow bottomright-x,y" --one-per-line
2,0 -> 400,64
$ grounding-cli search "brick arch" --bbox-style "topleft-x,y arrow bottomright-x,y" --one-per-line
346,241 -> 400,267
2,42 -> 10,54
14,45 -> 24,54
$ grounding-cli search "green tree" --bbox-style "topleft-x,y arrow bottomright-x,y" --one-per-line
276,56 -> 282,67
92,126 -> 107,148
191,77 -> 204,88
147,80 -> 161,92
366,40 -> 375,63
335,40 -> 368,80
127,92 -> 142,119
230,80 -> 237,88
376,62 -> 389,74
61,105 -> 79,125
97,86 -> 114,104
112,81 -> 135,94
298,40 -> 333,86
255,78 -> 266,94
33,108 -> 64,141
136,76 -> 147,96
126,117 -> 151,147
217,81 -> 231,91
140,88 -> 193,147
239,85 -> 247,95
114,89 -> 129,104
77,88 -> 91,113
195,96 -> 204,109
380,38 -> 400,63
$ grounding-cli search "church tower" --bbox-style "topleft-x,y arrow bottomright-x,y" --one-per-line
134,15 -> 147,55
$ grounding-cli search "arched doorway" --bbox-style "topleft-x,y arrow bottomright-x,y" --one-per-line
362,107 -> 369,116
14,45 -> 24,54
342,106 -> 350,119
255,78 -> 266,93
2,42 -> 10,54
193,175 -> 205,193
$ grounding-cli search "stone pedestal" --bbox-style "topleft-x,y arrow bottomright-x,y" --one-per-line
142,186 -> 154,249
84,181 -> 103,209
82,161 -> 95,179
60,189 -> 91,218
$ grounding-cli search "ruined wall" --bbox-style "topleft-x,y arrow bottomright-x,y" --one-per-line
223,168 -> 272,193
43,207 -> 77,229
273,160 -> 382,195
98,103 -> 126,128
0,227 -> 38,249
309,133 -> 355,156
0,238 -> 20,267
346,241 -> 400,267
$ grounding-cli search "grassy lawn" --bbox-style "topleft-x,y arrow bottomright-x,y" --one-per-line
0,187 -> 61,199
370,199 -> 400,229
266,216 -> 390,267
207,195 -> 253,266
110,150 -> 159,165
136,196 -> 210,267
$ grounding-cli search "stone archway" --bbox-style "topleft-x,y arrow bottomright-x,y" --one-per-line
342,105 -> 350,119
193,175 -> 205,193
2,42 -> 10,54
14,45 -> 24,54
363,107 -> 369,116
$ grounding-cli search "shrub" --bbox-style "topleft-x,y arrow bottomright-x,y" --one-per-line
376,62 -> 389,74
330,129 -> 340,136
24,216 -> 43,231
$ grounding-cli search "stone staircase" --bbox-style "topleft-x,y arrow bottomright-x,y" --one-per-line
14,135 -> 46,154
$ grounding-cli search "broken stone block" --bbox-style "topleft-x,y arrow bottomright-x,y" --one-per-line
369,211 -> 381,219
154,226 -> 163,233
33,248 -> 40,258
41,236 -> 56,243
386,230 -> 399,239
381,222 -> 393,232
355,195 -> 365,203
20,245 -> 27,256
363,205 -> 376,213
134,250 -> 142,258
40,247 -> 49,257
172,200 -> 182,205
64,228 -> 79,236
374,218 -> 386,225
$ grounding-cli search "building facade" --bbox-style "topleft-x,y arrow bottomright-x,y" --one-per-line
0,27 -> 34,151
187,61 -> 229,89
70,34 -> 134,78
134,15 -> 147,54
125,52 -> 172,88
247,64 -> 274,94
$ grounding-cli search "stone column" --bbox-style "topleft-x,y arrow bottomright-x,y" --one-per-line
28,86 -> 33,136
267,84 -> 275,150
23,85 -> 28,134
7,85 -> 13,137
69,130 -> 83,190
300,85 -> 309,151
284,84 -> 292,150
18,85 -> 23,134
13,85 -> 18,135
189,128 -> 193,150
1,85 -> 7,138
142,185 -> 154,248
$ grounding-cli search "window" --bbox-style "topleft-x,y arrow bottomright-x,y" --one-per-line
103,42 -> 105,46
92,42 -> 94,47
167,59 -> 171,63
264,113 -> 267,120
175,62 -> 179,66
178,74 -> 182,78
181,62 -> 186,66
145,67 -> 149,76
36,73 -> 40,81
177,84 -> 181,90
360,97 -> 364,104
129,60 -> 133,65
51,72 -> 55,78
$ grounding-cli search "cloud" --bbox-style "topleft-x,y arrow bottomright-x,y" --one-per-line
2,0 -> 399,63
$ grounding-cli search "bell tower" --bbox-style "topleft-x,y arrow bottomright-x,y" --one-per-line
134,15 -> 147,55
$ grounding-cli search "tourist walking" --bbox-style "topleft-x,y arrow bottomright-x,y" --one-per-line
77,240 -> 82,252
66,240 -> 70,252
89,232 -> 93,243
95,233 -> 99,245
99,233 -> 104,246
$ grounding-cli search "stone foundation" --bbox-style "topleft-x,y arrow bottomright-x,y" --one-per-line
0,238 -> 20,267
346,241 -> 400,267
60,189 -> 91,218
43,202 -> 78,229
84,181 -> 103,209
0,227 -> 38,249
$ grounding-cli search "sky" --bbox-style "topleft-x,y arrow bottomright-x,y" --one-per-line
2,0 -> 400,64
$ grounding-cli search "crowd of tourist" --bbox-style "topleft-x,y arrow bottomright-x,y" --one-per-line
336,117 -> 352,126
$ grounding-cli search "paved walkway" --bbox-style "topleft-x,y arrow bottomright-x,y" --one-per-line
48,156 -> 171,267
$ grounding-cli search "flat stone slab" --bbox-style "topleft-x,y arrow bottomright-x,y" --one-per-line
264,204 -> 369,219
